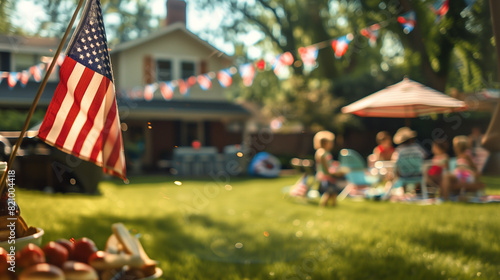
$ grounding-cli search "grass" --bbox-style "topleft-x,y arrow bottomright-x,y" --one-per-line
16,174 -> 500,280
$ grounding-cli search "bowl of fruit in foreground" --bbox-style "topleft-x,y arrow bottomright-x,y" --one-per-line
0,227 -> 44,252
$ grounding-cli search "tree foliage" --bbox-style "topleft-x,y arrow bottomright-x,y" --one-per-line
22,0 -> 158,44
0,0 -> 20,34
194,0 -> 496,132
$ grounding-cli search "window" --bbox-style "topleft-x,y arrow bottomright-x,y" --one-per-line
0,52 -> 10,71
14,54 -> 37,72
181,61 -> 195,79
157,59 -> 172,82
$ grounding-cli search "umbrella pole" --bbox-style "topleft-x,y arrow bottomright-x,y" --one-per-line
405,118 -> 411,127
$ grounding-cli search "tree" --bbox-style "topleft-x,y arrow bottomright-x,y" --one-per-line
0,0 -> 20,34
193,0 -> 496,132
30,0 -> 158,44
363,0 -> 496,92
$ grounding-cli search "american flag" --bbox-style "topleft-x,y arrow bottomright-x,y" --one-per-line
38,0 -> 126,180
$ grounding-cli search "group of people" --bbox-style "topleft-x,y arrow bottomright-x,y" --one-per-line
312,126 -> 486,206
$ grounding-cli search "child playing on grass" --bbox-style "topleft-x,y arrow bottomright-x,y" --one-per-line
313,131 -> 345,207
441,135 -> 485,200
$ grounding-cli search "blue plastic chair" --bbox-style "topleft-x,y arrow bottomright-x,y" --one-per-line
383,155 -> 427,200
338,149 -> 380,199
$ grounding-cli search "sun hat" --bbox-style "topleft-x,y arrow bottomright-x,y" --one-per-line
313,130 -> 335,150
393,127 -> 417,145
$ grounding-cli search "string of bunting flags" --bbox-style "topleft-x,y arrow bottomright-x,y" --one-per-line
0,0 -> 473,100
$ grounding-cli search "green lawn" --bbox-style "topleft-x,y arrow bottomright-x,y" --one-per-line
17,175 -> 500,280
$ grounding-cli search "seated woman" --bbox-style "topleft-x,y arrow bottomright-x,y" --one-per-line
390,127 -> 427,194
441,136 -> 485,200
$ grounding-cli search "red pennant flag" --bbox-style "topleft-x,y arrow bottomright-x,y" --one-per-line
217,69 -> 233,88
178,79 -> 191,96
160,82 -> 175,100
197,74 -> 212,90
298,46 -> 319,68
331,34 -> 353,58
38,0 -> 126,180
279,52 -> 294,66
239,63 -> 256,87
144,84 -> 155,101
398,11 -> 416,34
360,24 -> 380,47
431,0 -> 449,22
256,59 -> 266,71
20,70 -> 30,87
7,72 -> 19,88
30,65 -> 43,82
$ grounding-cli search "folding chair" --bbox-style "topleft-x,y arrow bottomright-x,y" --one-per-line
383,155 -> 427,200
338,149 -> 379,200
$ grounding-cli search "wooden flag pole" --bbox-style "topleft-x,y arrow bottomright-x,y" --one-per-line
0,0 -> 86,195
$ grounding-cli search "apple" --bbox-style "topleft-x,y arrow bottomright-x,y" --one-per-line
55,238 -> 74,260
61,261 -> 98,280
0,247 -> 10,278
16,243 -> 45,268
42,241 -> 68,267
72,237 -> 98,264
17,263 -> 64,280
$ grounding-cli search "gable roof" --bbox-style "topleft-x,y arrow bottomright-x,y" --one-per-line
0,34 -> 59,54
110,22 -> 231,61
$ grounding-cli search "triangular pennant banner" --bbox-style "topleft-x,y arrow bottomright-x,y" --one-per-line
298,46 -> 318,67
160,82 -> 175,100
298,45 -> 319,74
7,72 -> 19,88
29,65 -> 43,82
239,63 -> 256,87
432,0 -> 449,22
197,74 -> 212,91
398,11 -> 416,34
178,79 -> 192,96
20,70 -> 30,87
360,23 -> 380,47
144,84 -> 156,101
331,34 -> 353,58
462,0 -> 476,15
217,69 -> 233,88
256,59 -> 266,71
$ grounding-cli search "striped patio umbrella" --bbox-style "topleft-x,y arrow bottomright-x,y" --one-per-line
341,78 -> 468,118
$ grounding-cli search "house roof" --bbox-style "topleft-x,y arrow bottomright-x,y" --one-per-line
0,34 -> 60,54
110,22 -> 231,61
117,98 -> 251,121
0,81 -> 58,108
0,81 -> 250,120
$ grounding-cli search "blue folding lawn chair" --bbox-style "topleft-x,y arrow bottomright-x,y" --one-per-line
338,149 -> 380,200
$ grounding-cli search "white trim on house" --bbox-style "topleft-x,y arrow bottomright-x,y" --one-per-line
110,22 -> 231,61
